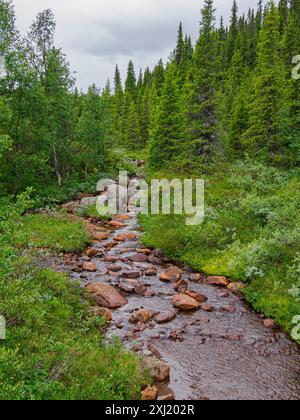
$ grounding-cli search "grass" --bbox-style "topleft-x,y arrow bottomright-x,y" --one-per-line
0,196 -> 148,400
83,204 -> 112,222
139,160 -> 300,341
19,212 -> 91,253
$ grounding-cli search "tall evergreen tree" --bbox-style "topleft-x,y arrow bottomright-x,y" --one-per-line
149,66 -> 182,168
242,1 -> 291,163
125,60 -> 137,100
226,1 -> 239,66
187,0 -> 222,161
174,22 -> 184,64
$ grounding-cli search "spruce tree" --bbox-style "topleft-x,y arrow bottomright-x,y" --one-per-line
242,1 -> 291,163
112,65 -> 123,141
125,60 -> 137,100
123,101 -> 141,150
187,0 -> 222,162
174,22 -> 184,64
282,11 -> 300,165
149,66 -> 182,169
226,1 -> 239,66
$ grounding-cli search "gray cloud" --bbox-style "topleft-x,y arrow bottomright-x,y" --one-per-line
13,0 -> 258,90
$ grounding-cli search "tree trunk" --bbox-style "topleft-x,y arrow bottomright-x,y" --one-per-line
52,144 -> 62,187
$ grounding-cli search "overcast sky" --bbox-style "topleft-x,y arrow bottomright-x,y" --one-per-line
13,0 -> 258,91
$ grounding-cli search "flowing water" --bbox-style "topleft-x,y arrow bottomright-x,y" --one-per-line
55,191 -> 300,401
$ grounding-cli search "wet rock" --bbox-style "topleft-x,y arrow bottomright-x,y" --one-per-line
189,273 -> 202,282
115,321 -> 124,329
85,248 -> 98,258
90,307 -> 113,322
160,266 -> 182,283
92,232 -> 109,241
129,254 -> 149,263
228,335 -> 242,342
263,319 -> 276,329
134,283 -> 148,296
115,233 -> 137,242
104,256 -> 118,263
145,357 -> 170,382
171,294 -> 201,311
141,385 -> 158,401
119,279 -> 139,293
61,201 -> 78,214
173,279 -> 188,293
169,331 -> 184,342
85,283 -> 128,309
185,291 -> 208,303
107,221 -> 125,228
145,268 -> 157,277
199,317 -> 210,323
72,265 -> 83,273
81,255 -> 91,262
121,271 -> 141,279
129,309 -> 155,324
219,292 -> 230,298
200,303 -> 214,312
144,288 -> 157,298
132,322 -> 148,333
82,262 -> 97,272
222,305 -> 236,313
154,311 -> 176,324
206,276 -> 229,287
160,394 -> 175,401
148,256 -> 163,265
119,279 -> 147,295
227,282 -> 246,294
114,214 -> 131,221
108,265 -> 122,272
137,248 -> 153,255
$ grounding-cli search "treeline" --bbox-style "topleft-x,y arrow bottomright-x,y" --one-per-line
0,0 -> 300,197
0,0 -> 112,195
112,0 -> 300,170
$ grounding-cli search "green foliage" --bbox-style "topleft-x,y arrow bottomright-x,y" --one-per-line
0,266 -> 146,400
140,162 -> 300,336
0,199 -> 147,400
19,213 -> 91,253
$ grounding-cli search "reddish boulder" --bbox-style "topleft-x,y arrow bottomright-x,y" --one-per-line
160,266 -> 182,283
145,357 -> 170,382
85,283 -> 128,309
121,271 -> 141,279
115,233 -> 137,242
107,221 -> 125,228
222,305 -> 236,313
263,319 -> 275,328
82,262 -> 97,272
227,282 -> 245,294
207,276 -> 229,287
129,254 -> 149,263
85,248 -> 98,258
141,386 -> 158,401
129,309 -> 155,324
185,291 -> 208,303
189,273 -> 202,282
201,303 -> 214,312
92,232 -> 109,241
171,294 -> 200,311
154,311 -> 176,324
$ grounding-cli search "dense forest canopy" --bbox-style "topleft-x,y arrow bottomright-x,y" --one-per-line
0,0 -> 300,401
0,0 -> 299,198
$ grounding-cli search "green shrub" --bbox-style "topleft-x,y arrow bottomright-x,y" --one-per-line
140,161 -> 300,338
